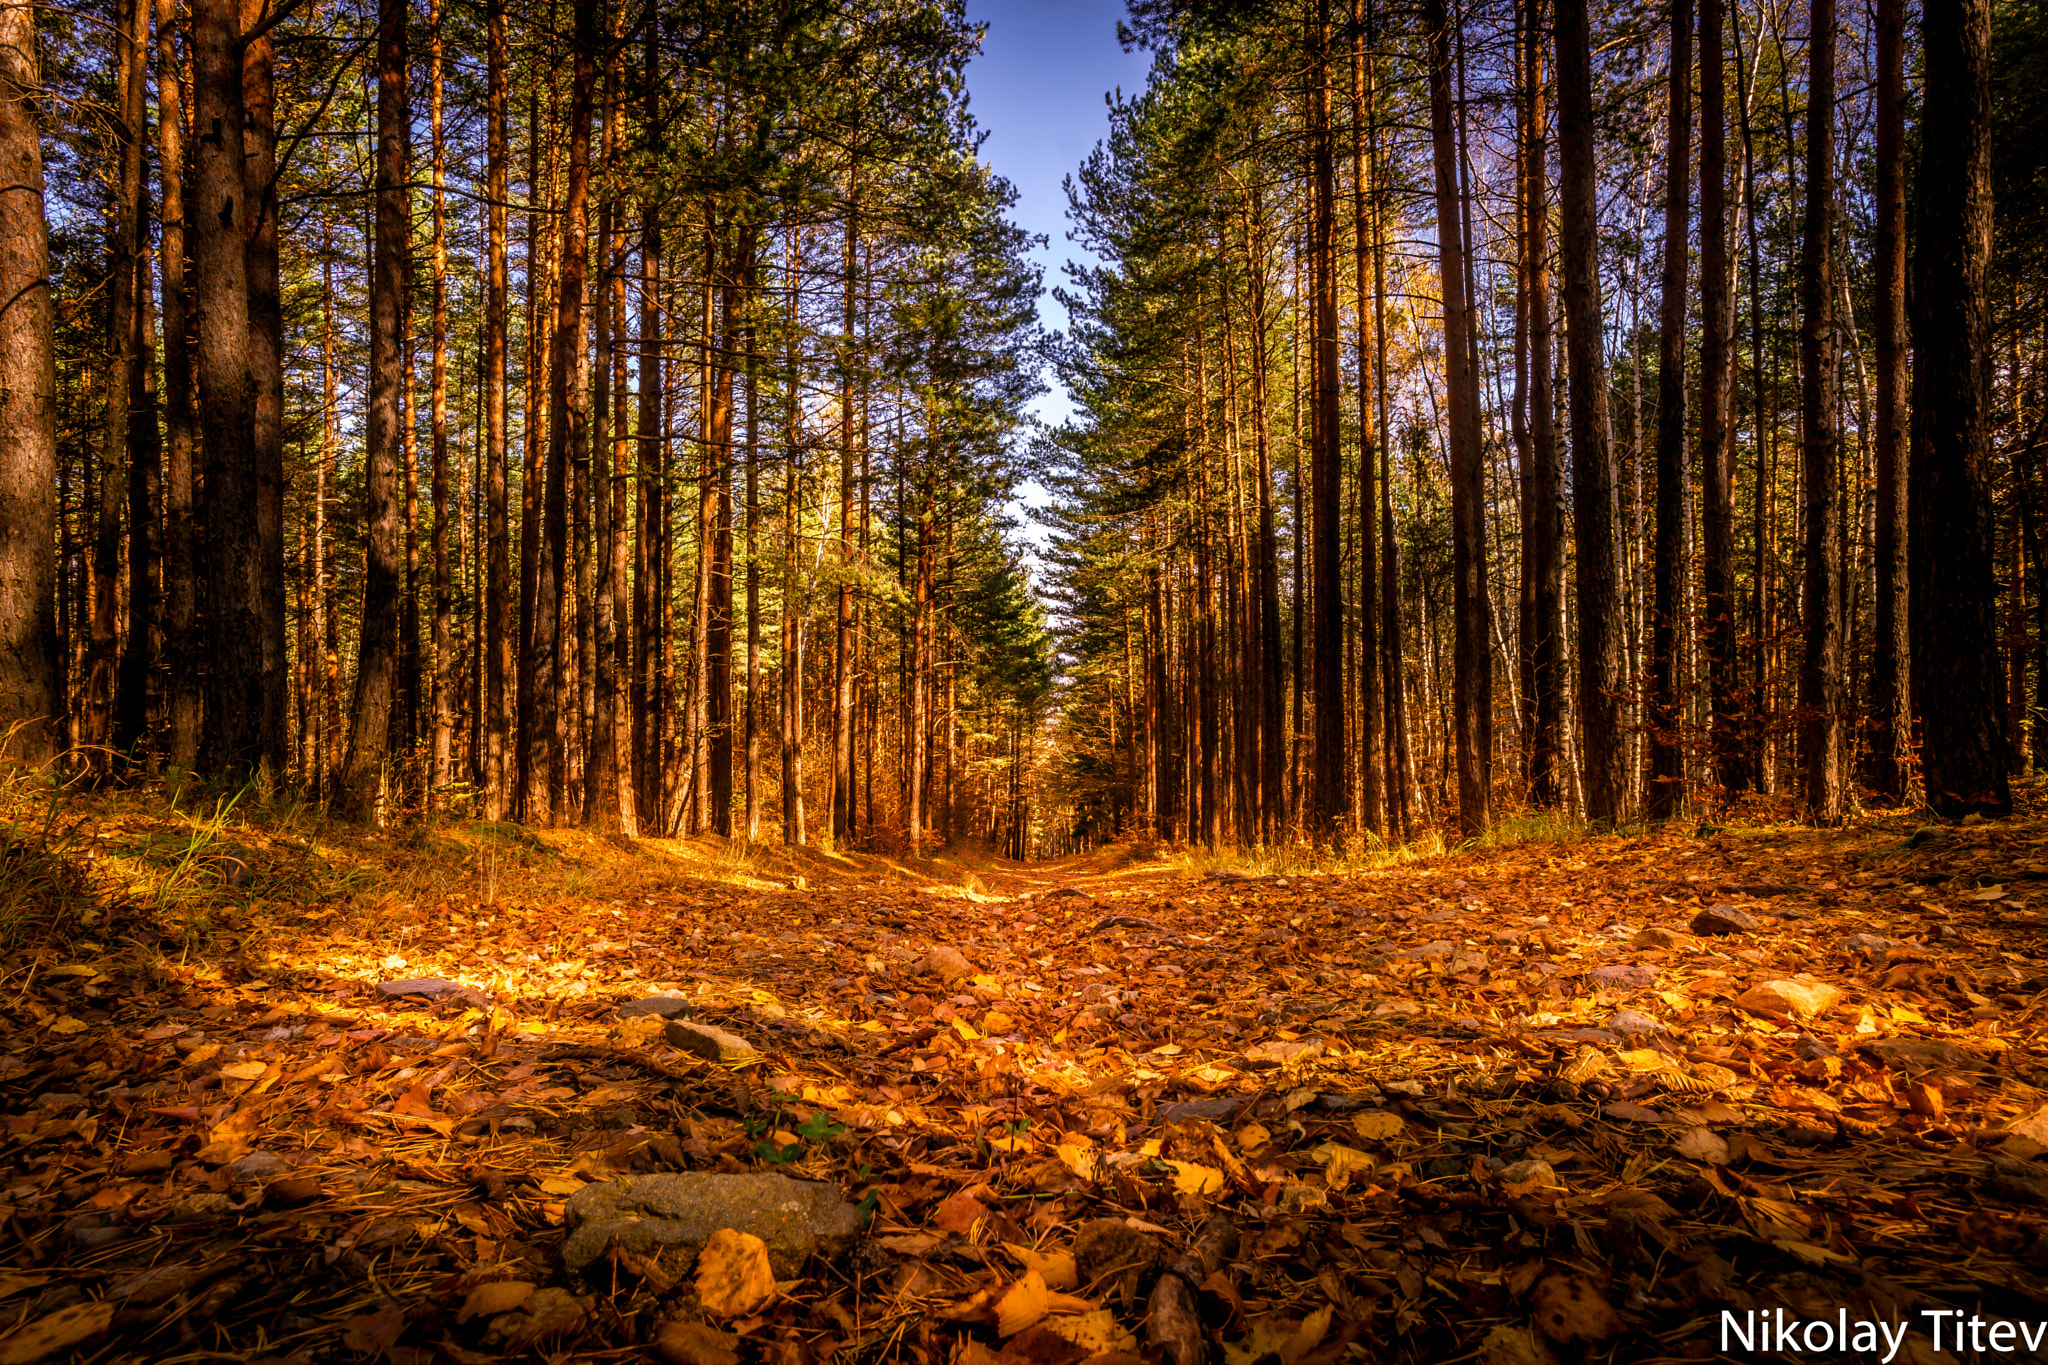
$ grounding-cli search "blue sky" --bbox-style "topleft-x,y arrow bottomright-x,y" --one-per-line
963,0 -> 1155,432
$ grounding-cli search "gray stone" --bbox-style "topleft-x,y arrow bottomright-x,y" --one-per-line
1691,905 -> 1762,936
1860,1037 -> 1991,1073
1633,926 -> 1698,950
1606,1009 -> 1663,1036
619,994 -> 694,1019
1588,963 -> 1657,990
1157,1096 -> 1243,1123
560,1172 -> 861,1277
1842,934 -> 1897,962
376,977 -> 482,1004
664,1019 -> 758,1063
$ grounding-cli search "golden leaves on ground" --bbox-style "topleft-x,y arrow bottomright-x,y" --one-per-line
693,1228 -> 775,1319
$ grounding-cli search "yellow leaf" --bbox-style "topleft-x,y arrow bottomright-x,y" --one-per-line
952,1019 -> 984,1043
1617,1048 -> 1675,1073
1002,1243 -> 1078,1290
218,1061 -> 268,1082
0,1301 -> 114,1365
1351,1111 -> 1405,1142
1044,1309 -> 1134,1354
696,1228 -> 775,1319
995,1269 -> 1048,1337
1164,1159 -> 1224,1195
535,1175 -> 582,1196
1310,1142 -> 1375,1188
43,965 -> 99,978
1283,1305 -> 1334,1365
45,1018 -> 85,1036
1054,1143 -> 1097,1180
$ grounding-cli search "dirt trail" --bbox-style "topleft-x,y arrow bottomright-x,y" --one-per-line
8,805 -> 2048,1362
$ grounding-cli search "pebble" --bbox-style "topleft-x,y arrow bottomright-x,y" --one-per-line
619,994 -> 695,1019
664,1019 -> 758,1063
1607,1009 -> 1662,1036
1588,963 -> 1657,990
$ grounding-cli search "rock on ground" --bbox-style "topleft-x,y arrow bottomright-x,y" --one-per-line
663,1020 -> 758,1063
1735,978 -> 1843,1019
561,1172 -> 861,1277
620,995 -> 695,1019
1690,905 -> 1762,936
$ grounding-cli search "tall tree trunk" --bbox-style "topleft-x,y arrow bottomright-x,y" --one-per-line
536,0 -> 595,825
1425,0 -> 1491,837
780,229 -> 806,846
428,0 -> 453,797
1911,0 -> 2009,816
1557,0 -> 1625,822
1798,0 -> 1846,823
833,166 -> 860,845
242,0 -> 286,778
84,0 -> 147,764
116,235 -> 161,761
1648,0 -> 1693,818
157,0 -> 200,771
1307,0 -> 1347,840
745,307 -> 761,842
634,18 -> 664,827
1347,0 -> 1382,840
1866,0 -> 1908,801
0,0 -> 56,764
1700,0 -> 1740,798
482,0 -> 511,818
340,0 -> 408,820
190,0 -> 266,777
1519,0 -> 1564,809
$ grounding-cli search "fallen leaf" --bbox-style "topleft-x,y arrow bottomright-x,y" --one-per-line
457,1280 -> 535,1324
1164,1159 -> 1223,1195
931,1189 -> 988,1235
1675,1127 -> 1730,1165
996,1268 -> 1049,1336
0,1301 -> 114,1364
340,1303 -> 405,1356
695,1228 -> 774,1318
655,1320 -> 741,1365
1004,1242 -> 1079,1290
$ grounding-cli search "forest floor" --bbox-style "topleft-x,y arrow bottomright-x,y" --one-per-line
7,780 -> 2048,1364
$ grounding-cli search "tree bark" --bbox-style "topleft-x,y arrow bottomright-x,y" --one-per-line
0,0 -> 57,764
1557,0 -> 1625,823
428,0 -> 453,797
84,0 -> 148,765
190,0 -> 267,778
1648,0 -> 1693,818
1423,0 -> 1491,837
157,0 -> 201,771
483,0 -> 511,818
339,0 -> 409,820
1307,0 -> 1347,840
1798,0 -> 1846,823
1866,0 -> 1909,801
1700,0 -> 1740,799
1910,0 -> 2009,816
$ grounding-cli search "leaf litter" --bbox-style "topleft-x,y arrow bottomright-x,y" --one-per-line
6,799 -> 2048,1361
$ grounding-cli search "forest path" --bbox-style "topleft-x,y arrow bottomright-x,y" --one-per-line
9,801 -> 2048,1360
